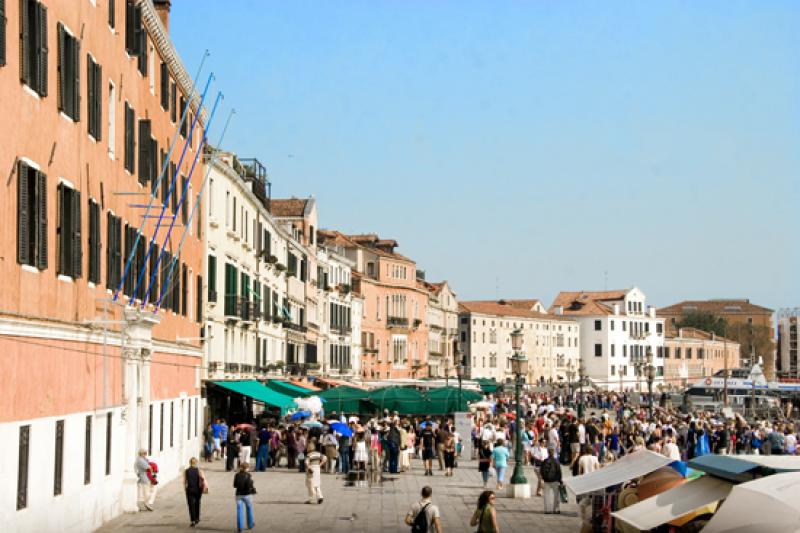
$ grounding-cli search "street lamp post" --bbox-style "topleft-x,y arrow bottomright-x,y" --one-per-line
578,361 -> 586,419
645,348 -> 655,420
509,328 -> 530,498
456,363 -> 464,411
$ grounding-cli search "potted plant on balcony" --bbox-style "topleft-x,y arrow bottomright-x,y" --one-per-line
306,362 -> 321,373
267,254 -> 278,264
275,262 -> 287,273
413,318 -> 423,328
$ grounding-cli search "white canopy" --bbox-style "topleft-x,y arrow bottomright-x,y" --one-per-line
612,476 -> 732,531
564,450 -> 672,496
729,455 -> 800,471
703,472 -> 800,533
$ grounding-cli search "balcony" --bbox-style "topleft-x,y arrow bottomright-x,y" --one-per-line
330,324 -> 353,335
286,322 -> 308,333
208,361 -> 223,374
225,363 -> 240,374
224,294 -> 240,320
387,316 -> 409,328
239,157 -> 271,212
240,299 -> 253,323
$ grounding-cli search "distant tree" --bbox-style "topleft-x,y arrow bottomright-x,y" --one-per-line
726,323 -> 774,367
676,311 -> 727,336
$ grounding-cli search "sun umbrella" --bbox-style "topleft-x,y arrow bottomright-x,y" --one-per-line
330,421 -> 353,437
235,423 -> 255,431
289,410 -> 311,421
702,472 -> 800,532
301,420 -> 323,428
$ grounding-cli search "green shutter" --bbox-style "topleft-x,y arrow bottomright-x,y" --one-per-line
17,160 -> 30,265
35,170 -> 47,270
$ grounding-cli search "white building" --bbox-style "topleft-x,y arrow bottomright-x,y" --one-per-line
317,245 -> 361,378
420,280 -> 460,378
549,288 -> 666,391
203,153 -> 289,379
459,300 -> 581,383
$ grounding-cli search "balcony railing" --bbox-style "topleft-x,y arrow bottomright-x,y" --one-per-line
286,322 -> 308,333
240,299 -> 252,322
224,294 -> 240,319
225,363 -> 240,374
330,324 -> 352,335
387,316 -> 409,328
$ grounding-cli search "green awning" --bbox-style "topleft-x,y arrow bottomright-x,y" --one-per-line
212,380 -> 295,415
369,386 -> 429,414
426,386 -> 483,413
475,377 -> 501,393
318,386 -> 373,414
266,379 -> 313,398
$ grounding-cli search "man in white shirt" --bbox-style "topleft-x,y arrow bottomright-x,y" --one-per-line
662,436 -> 681,461
578,421 -> 586,446
405,486 -> 442,533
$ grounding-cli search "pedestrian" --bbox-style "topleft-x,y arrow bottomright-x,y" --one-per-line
421,419 -> 436,476
239,426 -> 253,466
255,425 -> 270,472
531,438 -> 548,496
203,423 -> 215,462
305,441 -> 326,504
233,462 -> 256,532
353,430 -> 368,472
338,426 -> 352,474
541,444 -> 563,514
226,430 -> 240,472
478,440 -> 492,488
322,427 -> 339,474
184,457 -> 207,527
443,432 -> 456,477
296,428 -> 308,473
404,485 -> 443,533
470,490 -> 499,533
387,421 -> 402,474
219,419 -> 229,461
135,449 -> 157,511
212,419 -> 222,460
491,438 -> 510,491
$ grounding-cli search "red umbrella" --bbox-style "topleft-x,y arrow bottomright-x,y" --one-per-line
503,412 -> 516,420
235,423 -> 255,431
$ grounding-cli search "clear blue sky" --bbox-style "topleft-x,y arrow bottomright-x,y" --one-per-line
171,1 -> 799,311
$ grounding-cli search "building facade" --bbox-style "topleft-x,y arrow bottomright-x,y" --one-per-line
549,288 -> 666,392
777,310 -> 799,378
203,152 -> 288,380
663,328 -> 741,387
0,1 -> 204,530
420,280 -> 459,378
459,300 -> 581,383
657,298 -> 775,377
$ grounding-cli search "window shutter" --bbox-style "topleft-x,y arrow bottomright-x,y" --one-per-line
122,224 -> 132,296
159,62 -> 168,109
17,160 -> 29,264
170,173 -> 178,214
181,263 -> 187,315
124,103 -> 134,173
136,9 -> 146,75
36,170 -> 47,270
149,137 -> 157,188
105,212 -> 113,287
71,189 -> 82,278
180,175 -> 187,224
108,0 -> 115,29
86,55 -> 94,134
88,200 -> 100,283
19,0 -> 29,84
0,0 -> 7,67
135,233 -> 145,301
37,2 -> 47,96
57,184 -> 66,274
169,81 -> 176,122
57,23 -> 64,111
124,0 -> 135,53
137,119 -> 150,185
72,35 -> 80,121
148,244 -> 158,304
196,275 -> 202,323
95,62 -> 102,140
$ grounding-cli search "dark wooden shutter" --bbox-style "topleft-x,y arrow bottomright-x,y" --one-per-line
180,175 -> 187,224
88,200 -> 100,283
181,263 -> 187,315
135,232 -> 145,301
124,103 -> 134,173
17,425 -> 30,510
37,2 -> 46,96
105,212 -> 113,287
35,169 -> 47,270
86,55 -> 94,134
95,62 -> 102,139
57,22 -> 64,110
124,0 -> 135,52
84,415 -> 91,485
159,61 -> 168,109
0,0 -> 7,67
19,0 -> 29,84
136,8 -> 146,75
71,189 -> 82,278
149,137 -> 157,188
56,185 -> 66,274
72,34 -> 80,121
54,419 -> 64,496
17,160 -> 30,264
108,0 -> 115,29
169,80 -> 176,122
179,96 -> 186,137
122,223 -> 132,296
137,119 -> 150,185
148,243 -> 158,304
196,274 -> 202,323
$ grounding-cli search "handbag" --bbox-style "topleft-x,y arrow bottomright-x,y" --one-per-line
200,475 -> 209,494
558,483 -> 569,504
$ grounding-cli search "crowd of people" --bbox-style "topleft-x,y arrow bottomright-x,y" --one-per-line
134,387 -> 800,532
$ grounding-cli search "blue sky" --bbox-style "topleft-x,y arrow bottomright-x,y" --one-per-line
171,1 -> 799,310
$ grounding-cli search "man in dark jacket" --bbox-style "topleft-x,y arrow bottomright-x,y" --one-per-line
386,422 -> 402,474
540,444 -> 563,514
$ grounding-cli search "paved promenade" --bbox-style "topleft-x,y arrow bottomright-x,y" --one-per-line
98,459 -> 579,532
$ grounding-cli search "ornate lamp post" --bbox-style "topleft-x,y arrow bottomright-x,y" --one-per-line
645,348 -> 655,420
456,362 -> 464,411
578,360 -> 586,419
509,328 -> 530,498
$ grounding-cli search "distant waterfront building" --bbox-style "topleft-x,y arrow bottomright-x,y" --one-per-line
549,288 -> 666,392
458,300 -> 580,384
420,279 -> 459,378
777,310 -> 799,378
663,327 -> 741,387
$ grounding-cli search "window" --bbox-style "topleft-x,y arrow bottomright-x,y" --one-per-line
20,0 -> 48,96
17,425 -> 30,510
169,80 -> 177,123
179,95 -> 187,137
54,419 -> 64,495
207,255 -> 217,301
105,213 -> 121,289
611,344 -> 616,357
656,323 -> 663,334
137,119 -> 151,185
181,175 -> 188,224
181,264 -> 187,316
0,0 -> 7,66
57,23 -> 80,121
595,343 -> 602,357
170,402 -> 174,447
107,81 -> 115,157
675,348 -> 682,359
108,0 -> 115,28
610,365 -> 615,376
159,402 -> 164,451
664,347 -> 670,358
57,183 -> 82,279
123,102 -> 135,173
686,348 -> 692,359
594,320 -> 601,331
622,321 -> 627,332
147,404 -> 153,454
105,412 -> 112,476
87,199 -> 100,283
84,415 -> 92,485
87,55 -> 102,139
698,348 -> 704,359
610,320 -> 614,331
17,160 -> 48,269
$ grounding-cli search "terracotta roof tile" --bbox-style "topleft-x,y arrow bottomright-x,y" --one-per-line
270,198 -> 308,217
504,299 -> 542,310
460,300 -> 574,321
548,290 -> 630,316
658,299 -> 774,316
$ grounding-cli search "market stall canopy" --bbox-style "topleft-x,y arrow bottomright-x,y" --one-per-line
212,380 -> 294,415
369,386 -> 428,414
425,386 -> 483,414
687,454 -> 800,483
266,379 -> 314,398
564,450 -> 672,496
612,476 -> 733,531
703,472 -> 800,533
318,386 -> 373,414
474,377 -> 501,394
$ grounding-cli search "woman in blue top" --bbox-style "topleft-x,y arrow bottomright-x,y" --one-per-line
491,439 -> 510,491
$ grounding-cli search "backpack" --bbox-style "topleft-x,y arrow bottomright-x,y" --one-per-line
411,503 -> 431,533
147,461 -> 159,485
540,458 -> 559,482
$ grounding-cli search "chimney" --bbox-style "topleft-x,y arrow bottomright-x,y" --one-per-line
649,306 -> 656,318
153,0 -> 171,32
555,305 -> 563,316
613,303 -> 620,315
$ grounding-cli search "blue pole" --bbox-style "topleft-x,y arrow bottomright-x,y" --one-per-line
142,90 -> 222,307
129,72 -> 215,305
154,108 -> 235,313
114,50 -> 209,302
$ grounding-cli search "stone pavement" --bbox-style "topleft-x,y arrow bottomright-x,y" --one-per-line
98,458 -> 580,532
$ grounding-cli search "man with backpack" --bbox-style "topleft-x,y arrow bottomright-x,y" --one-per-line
404,485 -> 442,533
540,443 -> 563,514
